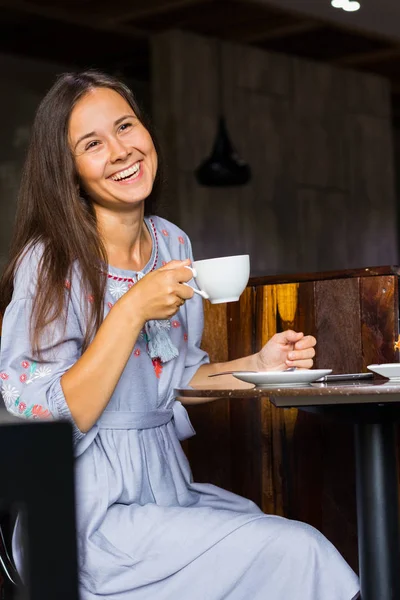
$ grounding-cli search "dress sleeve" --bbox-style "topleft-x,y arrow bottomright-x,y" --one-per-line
0,247 -> 86,445
179,235 -> 210,388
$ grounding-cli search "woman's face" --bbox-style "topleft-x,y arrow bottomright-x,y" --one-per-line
69,87 -> 158,210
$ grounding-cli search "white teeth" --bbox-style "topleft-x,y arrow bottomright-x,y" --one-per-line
111,162 -> 140,181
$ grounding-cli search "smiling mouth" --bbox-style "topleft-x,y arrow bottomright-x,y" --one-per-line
110,161 -> 141,182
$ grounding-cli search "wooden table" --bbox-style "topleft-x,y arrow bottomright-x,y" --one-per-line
176,380 -> 400,600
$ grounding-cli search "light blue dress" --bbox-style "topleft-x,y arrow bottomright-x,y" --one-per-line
0,216 -> 359,600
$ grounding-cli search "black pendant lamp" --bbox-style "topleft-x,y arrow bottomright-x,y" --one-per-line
195,44 -> 251,187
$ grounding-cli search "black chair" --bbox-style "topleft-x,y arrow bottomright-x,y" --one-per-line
0,412 -> 79,600
0,510 -> 20,599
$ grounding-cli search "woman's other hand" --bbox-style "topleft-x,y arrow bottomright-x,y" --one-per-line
257,330 -> 316,371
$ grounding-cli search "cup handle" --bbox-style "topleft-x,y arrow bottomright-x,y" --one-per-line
184,265 -> 197,278
183,266 -> 210,300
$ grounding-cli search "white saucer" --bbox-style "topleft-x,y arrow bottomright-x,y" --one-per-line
367,364 -> 400,380
232,369 -> 333,388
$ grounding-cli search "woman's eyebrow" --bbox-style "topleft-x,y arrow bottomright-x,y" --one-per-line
114,114 -> 135,126
74,131 -> 96,150
74,114 -> 136,150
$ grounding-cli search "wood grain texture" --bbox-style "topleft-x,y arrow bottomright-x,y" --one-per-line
314,278 -> 362,570
229,396 -> 262,506
184,399 -> 232,490
321,421 -> 358,571
254,285 -> 282,513
185,301 -> 231,488
201,301 -> 229,363
254,284 -> 282,513
290,410 -> 324,528
261,284 -> 298,516
314,278 -> 362,373
280,281 -> 324,528
151,31 -> 397,276
360,275 -> 399,368
227,287 -> 262,504
227,286 -> 255,360
250,265 -> 400,287
255,282 -> 319,517
347,113 -> 397,268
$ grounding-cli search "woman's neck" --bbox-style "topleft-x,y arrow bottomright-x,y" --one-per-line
95,204 -> 153,272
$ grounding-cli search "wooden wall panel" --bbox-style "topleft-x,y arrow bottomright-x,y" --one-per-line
184,301 -> 231,489
255,282 -> 323,519
184,399 -> 232,491
227,287 -> 262,505
314,278 -> 362,373
151,30 -> 398,276
278,282 -> 324,528
229,396 -> 262,506
254,285 -> 280,513
321,420 -> 358,571
348,114 -> 397,267
290,411 -> 324,529
201,301 -> 229,363
360,275 -> 399,368
313,278 -> 362,569
227,286 -> 255,360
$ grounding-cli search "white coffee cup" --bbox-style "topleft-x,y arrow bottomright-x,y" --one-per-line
185,255 -> 250,304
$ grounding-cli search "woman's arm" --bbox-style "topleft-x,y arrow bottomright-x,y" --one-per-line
187,330 -> 317,392
1,258 -> 194,436
62,262 -> 194,432
60,296 -> 145,432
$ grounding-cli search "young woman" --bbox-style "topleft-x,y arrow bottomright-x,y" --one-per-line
0,71 -> 359,600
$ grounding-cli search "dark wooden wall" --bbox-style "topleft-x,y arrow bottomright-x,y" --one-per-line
151,30 -> 398,277
184,267 -> 399,571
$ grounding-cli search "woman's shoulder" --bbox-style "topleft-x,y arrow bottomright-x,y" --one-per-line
150,215 -> 191,244
13,242 -> 45,298
12,242 -> 83,306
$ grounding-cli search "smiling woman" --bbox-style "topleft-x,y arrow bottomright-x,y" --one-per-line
70,89 -> 158,210
0,71 -> 358,600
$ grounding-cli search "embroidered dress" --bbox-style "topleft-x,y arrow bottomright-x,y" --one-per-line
0,216 -> 359,600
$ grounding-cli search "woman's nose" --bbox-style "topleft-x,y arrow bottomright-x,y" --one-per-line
109,138 -> 130,162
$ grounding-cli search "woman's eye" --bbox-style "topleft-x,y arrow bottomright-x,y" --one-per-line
85,140 -> 100,151
119,122 -> 132,132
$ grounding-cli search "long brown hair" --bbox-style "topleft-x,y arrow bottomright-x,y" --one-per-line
0,70 -> 162,355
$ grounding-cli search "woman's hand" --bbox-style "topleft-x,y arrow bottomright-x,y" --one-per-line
121,259 -> 195,323
256,330 -> 316,371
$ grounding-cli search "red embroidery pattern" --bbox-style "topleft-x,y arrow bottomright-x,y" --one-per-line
19,374 -> 27,383
0,373 -> 8,381
152,358 -> 163,379
162,229 -> 169,236
107,302 -> 113,309
178,236 -> 185,245
32,405 -> 50,418
134,348 -> 141,357
171,320 -> 181,328
183,333 -> 188,342
21,361 -> 30,369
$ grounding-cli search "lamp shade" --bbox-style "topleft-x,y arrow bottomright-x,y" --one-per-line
195,117 -> 251,187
